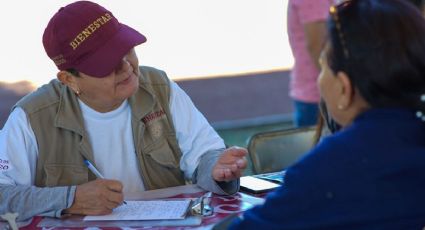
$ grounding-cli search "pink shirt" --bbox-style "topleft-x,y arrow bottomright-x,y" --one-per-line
287,0 -> 332,103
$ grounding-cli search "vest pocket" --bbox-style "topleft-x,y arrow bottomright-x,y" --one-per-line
44,164 -> 88,186
144,138 -> 179,168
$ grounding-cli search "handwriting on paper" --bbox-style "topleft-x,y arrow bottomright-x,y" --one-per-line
84,199 -> 192,221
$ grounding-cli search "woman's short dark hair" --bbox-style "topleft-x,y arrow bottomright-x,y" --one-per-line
327,0 -> 425,111
66,68 -> 80,77
407,0 -> 424,9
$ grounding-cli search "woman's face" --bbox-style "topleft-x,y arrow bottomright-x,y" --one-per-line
74,48 -> 140,112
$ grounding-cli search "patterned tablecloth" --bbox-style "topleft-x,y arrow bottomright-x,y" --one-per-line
4,185 -> 266,230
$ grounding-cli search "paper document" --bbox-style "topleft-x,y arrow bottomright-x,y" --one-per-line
84,199 -> 192,221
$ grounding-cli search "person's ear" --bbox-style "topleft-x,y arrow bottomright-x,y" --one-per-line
57,71 -> 80,95
335,71 -> 354,110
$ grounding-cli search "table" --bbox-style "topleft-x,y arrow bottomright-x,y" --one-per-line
5,184 -> 265,229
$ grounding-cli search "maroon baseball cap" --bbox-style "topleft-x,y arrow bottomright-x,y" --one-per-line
42,1 -> 147,77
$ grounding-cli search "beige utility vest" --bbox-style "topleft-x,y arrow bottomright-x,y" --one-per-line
15,66 -> 185,190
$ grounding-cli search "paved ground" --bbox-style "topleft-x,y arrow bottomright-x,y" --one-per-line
176,69 -> 295,149
176,70 -> 293,126
0,81 -> 35,128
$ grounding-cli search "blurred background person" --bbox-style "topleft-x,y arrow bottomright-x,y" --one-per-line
287,0 -> 332,127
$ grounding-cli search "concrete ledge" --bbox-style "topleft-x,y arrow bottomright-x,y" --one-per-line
212,113 -> 293,130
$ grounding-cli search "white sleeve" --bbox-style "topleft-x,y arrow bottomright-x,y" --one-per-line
169,80 -> 226,179
0,107 -> 38,185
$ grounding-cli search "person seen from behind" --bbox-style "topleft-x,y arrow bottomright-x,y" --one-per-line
228,0 -> 425,228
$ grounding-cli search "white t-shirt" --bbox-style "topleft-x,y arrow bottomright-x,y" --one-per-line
0,80 -> 225,198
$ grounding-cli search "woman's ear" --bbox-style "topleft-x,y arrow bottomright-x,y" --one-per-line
335,71 -> 354,110
57,71 -> 80,95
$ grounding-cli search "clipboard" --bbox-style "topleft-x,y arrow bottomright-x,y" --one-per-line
190,192 -> 213,216
84,199 -> 192,221
83,193 -> 214,222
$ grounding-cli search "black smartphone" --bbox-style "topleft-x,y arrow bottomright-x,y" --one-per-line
240,176 -> 280,194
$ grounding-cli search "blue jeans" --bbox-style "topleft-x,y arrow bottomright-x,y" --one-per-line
293,100 -> 319,127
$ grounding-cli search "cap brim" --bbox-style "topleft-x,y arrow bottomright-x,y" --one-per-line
76,24 -> 146,77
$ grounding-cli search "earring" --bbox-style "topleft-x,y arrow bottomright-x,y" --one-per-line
337,104 -> 344,110
75,89 -> 80,96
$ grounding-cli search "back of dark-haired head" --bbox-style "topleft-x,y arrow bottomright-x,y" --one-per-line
327,0 -> 425,112
407,0 -> 424,9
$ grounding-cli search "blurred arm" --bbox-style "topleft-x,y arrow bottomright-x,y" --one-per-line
304,20 -> 327,69
169,80 -> 240,194
0,108 -> 75,220
0,185 -> 75,221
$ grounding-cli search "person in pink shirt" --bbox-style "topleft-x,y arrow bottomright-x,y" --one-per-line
287,0 -> 332,127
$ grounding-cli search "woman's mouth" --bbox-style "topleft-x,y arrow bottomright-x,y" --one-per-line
117,74 -> 134,86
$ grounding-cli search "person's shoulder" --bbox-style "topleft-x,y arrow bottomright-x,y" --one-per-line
289,127 -> 359,171
139,66 -> 170,85
15,79 -> 63,114
282,129 -> 358,189
139,65 -> 166,75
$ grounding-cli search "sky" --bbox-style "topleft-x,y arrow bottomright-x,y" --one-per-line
0,0 -> 293,87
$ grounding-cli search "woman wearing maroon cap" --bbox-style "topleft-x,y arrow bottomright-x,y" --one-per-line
0,1 -> 247,220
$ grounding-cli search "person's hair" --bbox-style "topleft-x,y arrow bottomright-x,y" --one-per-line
313,99 -> 342,145
66,68 -> 80,77
327,0 -> 425,112
407,0 -> 424,9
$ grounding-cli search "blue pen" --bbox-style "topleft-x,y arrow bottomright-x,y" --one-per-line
84,160 -> 127,205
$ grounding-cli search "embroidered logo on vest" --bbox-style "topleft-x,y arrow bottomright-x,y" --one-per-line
143,109 -> 166,139
149,122 -> 163,139
142,109 -> 166,124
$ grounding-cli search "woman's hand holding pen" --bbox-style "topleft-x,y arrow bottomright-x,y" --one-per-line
63,179 -> 125,216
